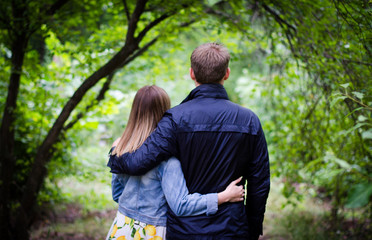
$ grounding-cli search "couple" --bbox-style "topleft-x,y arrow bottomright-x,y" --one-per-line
106,43 -> 270,240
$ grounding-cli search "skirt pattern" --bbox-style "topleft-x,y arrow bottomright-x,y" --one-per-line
106,211 -> 166,240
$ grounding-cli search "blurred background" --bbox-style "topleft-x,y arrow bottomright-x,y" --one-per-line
0,0 -> 370,239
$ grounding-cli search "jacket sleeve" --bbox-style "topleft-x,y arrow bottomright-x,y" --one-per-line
245,124 -> 270,240
107,113 -> 178,175
160,157 -> 218,216
111,174 -> 124,203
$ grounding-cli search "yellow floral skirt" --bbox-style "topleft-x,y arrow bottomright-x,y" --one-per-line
106,211 -> 166,240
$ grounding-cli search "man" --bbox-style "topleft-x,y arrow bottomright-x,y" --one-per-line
108,43 -> 270,240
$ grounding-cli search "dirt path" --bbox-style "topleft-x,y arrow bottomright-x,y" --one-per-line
31,204 -> 280,240
31,204 -> 116,240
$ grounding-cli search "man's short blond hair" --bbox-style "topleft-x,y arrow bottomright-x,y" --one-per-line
190,43 -> 230,84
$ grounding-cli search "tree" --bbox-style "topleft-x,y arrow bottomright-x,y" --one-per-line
199,0 -> 371,231
1,0 -> 370,238
259,0 -> 372,222
0,0 -> 201,238
231,0 -> 371,229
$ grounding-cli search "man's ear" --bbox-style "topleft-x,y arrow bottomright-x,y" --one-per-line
190,68 -> 201,86
223,67 -> 230,80
190,68 -> 196,80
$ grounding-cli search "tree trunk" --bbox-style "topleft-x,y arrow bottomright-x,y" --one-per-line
0,32 -> 27,239
13,42 -> 139,239
15,1 -> 153,230
1,0 -> 171,237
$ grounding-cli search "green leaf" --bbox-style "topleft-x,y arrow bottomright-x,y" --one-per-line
362,129 -> 372,140
304,158 -> 324,170
330,94 -> 347,107
324,155 -> 352,170
207,0 -> 220,6
340,83 -> 350,89
131,227 -> 136,238
345,107 -> 364,118
342,122 -> 368,136
345,183 -> 372,208
332,158 -> 351,170
358,115 -> 368,122
352,91 -> 364,100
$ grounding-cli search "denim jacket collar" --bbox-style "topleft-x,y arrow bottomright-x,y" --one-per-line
181,83 -> 229,104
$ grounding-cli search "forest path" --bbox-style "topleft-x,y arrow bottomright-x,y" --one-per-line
31,203 -> 283,240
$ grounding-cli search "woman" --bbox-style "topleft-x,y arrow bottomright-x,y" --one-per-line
106,85 -> 244,240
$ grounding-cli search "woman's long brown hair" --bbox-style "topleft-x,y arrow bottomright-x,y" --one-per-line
112,85 -> 170,156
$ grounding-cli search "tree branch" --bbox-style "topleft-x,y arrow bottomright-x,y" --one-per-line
261,3 -> 296,33
343,93 -> 372,111
126,0 -> 148,44
46,0 -> 71,16
261,3 -> 297,58
16,0 -> 193,231
122,0 -> 131,22
135,13 -> 172,42
204,5 -> 256,41
122,37 -> 158,67
0,5 -> 11,31
63,37 -> 159,132
63,73 -> 115,131
62,13 -> 193,132
17,1 -> 153,220
332,0 -> 372,56
323,52 -> 372,67
304,96 -> 322,119
179,19 -> 197,28
16,42 -> 138,231
0,30 -> 28,240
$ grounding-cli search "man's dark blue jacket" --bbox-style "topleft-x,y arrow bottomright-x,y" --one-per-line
108,83 -> 270,240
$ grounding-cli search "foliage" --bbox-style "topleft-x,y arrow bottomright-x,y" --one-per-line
262,179 -> 371,240
0,0 -> 371,238
230,0 -> 372,225
0,0 -> 214,238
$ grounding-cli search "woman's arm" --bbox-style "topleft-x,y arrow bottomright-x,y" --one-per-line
110,141 -> 127,203
160,157 -> 244,217
111,174 -> 124,203
217,177 -> 245,204
108,115 -> 177,175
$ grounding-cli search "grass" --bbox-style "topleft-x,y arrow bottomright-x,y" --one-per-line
31,208 -> 116,240
261,179 -> 371,240
31,175 -> 117,240
260,180 -> 327,239
59,176 -> 114,213
31,177 -> 371,240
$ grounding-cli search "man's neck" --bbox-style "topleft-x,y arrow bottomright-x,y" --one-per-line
194,80 -> 224,87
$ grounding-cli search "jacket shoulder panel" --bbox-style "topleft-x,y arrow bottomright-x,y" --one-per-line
168,99 -> 261,135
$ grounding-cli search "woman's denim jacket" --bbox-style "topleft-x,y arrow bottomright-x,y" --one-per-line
111,157 -> 218,227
